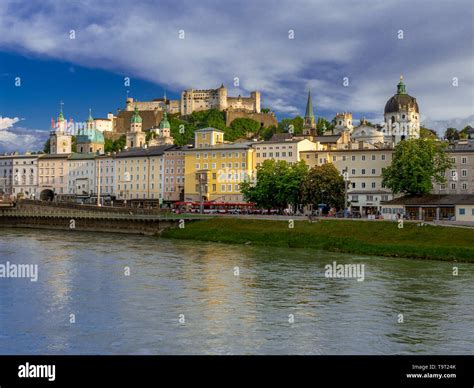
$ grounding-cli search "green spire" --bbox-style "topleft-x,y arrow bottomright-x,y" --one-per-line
397,75 -> 407,94
131,105 -> 142,124
305,90 -> 315,119
58,101 -> 65,121
159,93 -> 170,129
87,108 -> 94,122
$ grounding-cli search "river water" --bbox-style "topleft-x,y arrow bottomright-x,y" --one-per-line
0,228 -> 472,355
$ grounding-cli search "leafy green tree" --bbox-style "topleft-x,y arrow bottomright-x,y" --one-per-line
420,126 -> 438,139
459,125 -> 472,139
71,136 -> 77,152
226,118 -> 261,141
278,116 -> 304,135
382,138 -> 453,195
301,164 -> 345,210
260,125 -> 280,141
240,160 -> 308,210
316,117 -> 334,135
444,127 -> 459,142
43,138 -> 50,153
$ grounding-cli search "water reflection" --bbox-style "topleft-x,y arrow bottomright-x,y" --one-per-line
0,228 -> 472,355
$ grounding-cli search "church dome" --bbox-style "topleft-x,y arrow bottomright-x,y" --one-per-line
76,128 -> 105,144
384,76 -> 419,114
131,106 -> 142,124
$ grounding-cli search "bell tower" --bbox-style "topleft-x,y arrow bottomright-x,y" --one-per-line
50,101 -> 72,154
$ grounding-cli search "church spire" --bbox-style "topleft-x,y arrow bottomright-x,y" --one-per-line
304,90 -> 315,128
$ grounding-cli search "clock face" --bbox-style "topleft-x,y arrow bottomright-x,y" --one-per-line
62,141 -> 68,146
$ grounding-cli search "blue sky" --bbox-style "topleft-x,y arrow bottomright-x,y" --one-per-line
0,0 -> 473,152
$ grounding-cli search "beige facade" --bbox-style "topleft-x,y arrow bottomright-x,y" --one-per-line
300,144 -> 394,213
433,140 -> 474,195
254,138 -> 317,167
456,205 -> 474,222
38,154 -> 70,199
115,145 -> 173,200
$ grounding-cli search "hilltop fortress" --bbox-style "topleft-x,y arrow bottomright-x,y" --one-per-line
110,84 -> 276,136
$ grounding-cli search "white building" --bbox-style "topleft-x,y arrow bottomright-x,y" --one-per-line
96,154 -> 116,197
12,154 -> 39,199
0,155 -> 13,198
67,153 -> 97,197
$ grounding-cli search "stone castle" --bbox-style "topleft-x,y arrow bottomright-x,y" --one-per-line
109,84 -> 276,136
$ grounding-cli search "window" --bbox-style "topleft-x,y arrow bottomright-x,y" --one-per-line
366,195 -> 373,201
332,156 -> 336,162
351,169 -> 356,175
361,182 -> 366,188
371,182 -> 376,188
381,155 -> 386,161
462,183 -> 467,190
351,155 -> 356,161
459,208 -> 466,215
372,169 -> 376,174
371,155 -> 376,161
362,169 -> 366,175
462,157 -> 467,164
451,183 -> 456,190
462,169 -> 467,177
362,155 -> 366,161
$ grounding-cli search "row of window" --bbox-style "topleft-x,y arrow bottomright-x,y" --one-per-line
196,152 -> 246,159
257,152 -> 293,158
195,163 -> 246,170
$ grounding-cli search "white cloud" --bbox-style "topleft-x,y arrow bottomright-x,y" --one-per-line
0,117 -> 47,153
0,116 -> 20,130
0,0 -> 472,124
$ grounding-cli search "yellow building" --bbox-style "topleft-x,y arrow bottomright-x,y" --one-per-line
184,128 -> 255,202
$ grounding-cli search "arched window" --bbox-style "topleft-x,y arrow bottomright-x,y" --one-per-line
391,116 -> 395,123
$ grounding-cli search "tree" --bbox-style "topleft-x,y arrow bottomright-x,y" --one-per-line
444,127 -> 459,142
226,118 -> 261,141
420,126 -> 438,140
382,138 -> 453,196
278,116 -> 304,135
316,117 -> 334,136
240,160 -> 308,210
43,138 -> 50,153
301,164 -> 345,210
459,125 -> 472,139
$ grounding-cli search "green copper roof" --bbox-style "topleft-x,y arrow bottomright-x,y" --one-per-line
58,103 -> 65,121
76,128 -> 105,144
131,106 -> 142,124
159,94 -> 170,129
305,90 -> 314,119
397,75 -> 407,94
87,108 -> 94,122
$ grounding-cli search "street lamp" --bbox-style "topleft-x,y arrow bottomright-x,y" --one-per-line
342,167 -> 350,216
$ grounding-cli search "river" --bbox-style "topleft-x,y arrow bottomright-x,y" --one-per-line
0,228 -> 472,355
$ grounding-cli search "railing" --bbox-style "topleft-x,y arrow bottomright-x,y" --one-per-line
0,208 -> 211,220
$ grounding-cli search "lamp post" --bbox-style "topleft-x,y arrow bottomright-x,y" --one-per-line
342,168 -> 350,216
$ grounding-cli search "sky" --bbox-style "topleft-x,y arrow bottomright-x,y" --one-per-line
0,0 -> 473,152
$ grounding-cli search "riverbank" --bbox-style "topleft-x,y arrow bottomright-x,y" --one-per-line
162,218 -> 474,262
